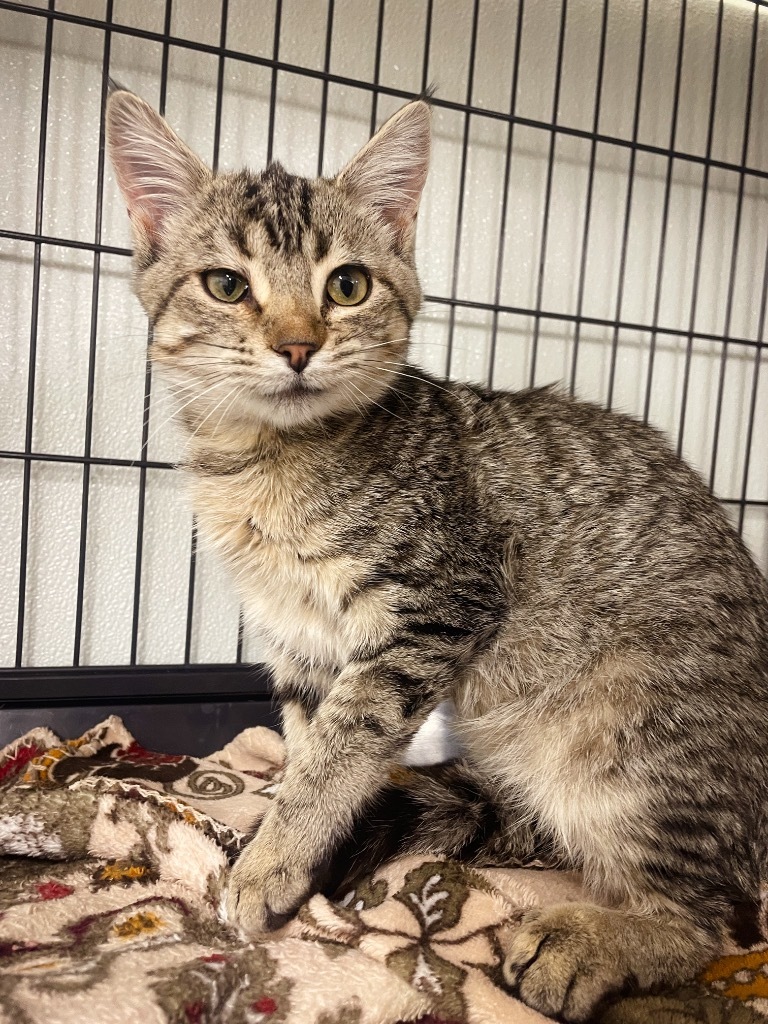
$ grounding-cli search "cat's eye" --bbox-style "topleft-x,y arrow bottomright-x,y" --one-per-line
203,269 -> 249,303
326,265 -> 370,307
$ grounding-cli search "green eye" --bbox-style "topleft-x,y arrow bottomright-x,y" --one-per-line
203,269 -> 249,303
326,265 -> 370,306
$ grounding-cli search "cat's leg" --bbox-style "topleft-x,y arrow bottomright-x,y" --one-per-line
268,652 -> 331,760
225,654 -> 455,932
501,810 -> 740,1021
503,899 -> 718,1022
279,699 -> 312,758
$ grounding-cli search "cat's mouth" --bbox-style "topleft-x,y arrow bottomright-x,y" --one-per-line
270,377 -> 325,401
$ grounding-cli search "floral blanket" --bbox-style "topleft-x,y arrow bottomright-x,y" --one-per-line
0,717 -> 764,1024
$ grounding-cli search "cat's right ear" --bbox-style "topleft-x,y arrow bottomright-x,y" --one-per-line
106,88 -> 210,252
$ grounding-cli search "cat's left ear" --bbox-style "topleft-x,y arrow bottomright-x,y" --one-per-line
336,100 -> 431,246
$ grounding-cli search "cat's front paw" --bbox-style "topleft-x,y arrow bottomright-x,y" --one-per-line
225,835 -> 313,934
503,905 -> 634,1022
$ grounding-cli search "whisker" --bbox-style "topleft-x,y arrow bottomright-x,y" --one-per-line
372,363 -> 454,395
187,383 -> 243,444
336,379 -> 366,419
344,373 -> 407,423
356,336 -> 410,352
166,373 -> 227,393
142,376 -> 229,453
190,340 -> 248,353
167,368 -> 253,393
332,336 -> 410,361
212,381 -> 251,435
348,367 -> 413,413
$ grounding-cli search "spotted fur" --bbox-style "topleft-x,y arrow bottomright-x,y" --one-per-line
107,87 -> 768,1021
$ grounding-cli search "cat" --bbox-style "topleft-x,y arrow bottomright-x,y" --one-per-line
106,85 -> 768,1022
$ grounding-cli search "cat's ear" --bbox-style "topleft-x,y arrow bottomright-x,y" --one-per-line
106,87 -> 210,250
336,100 -> 431,245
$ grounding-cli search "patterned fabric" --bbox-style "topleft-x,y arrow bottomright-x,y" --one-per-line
0,717 -> 763,1024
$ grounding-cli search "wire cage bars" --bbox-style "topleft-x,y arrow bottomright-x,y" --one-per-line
1,0 -> 767,707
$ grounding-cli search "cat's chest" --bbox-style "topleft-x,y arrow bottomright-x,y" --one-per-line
189,465 -> 393,669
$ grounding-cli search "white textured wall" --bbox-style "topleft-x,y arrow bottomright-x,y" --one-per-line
1,0 -> 767,668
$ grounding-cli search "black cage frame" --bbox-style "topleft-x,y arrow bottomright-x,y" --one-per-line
1,0 -> 767,732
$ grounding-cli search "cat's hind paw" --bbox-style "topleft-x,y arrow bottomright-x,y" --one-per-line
502,904 -> 637,1022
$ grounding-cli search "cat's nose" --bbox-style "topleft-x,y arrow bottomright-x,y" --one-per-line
273,342 -> 317,374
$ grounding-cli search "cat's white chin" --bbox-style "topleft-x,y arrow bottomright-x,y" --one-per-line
236,385 -> 361,431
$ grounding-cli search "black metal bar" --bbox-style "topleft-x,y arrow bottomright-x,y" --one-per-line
569,0 -> 609,395
3,220 -> 767,353
444,0 -> 482,378
129,366 -> 154,664
0,450 -> 173,470
181,0 -> 230,666
676,0 -> 725,459
235,613 -> 245,664
316,0 -> 335,176
707,1 -> 759,490
0,228 -> 131,256
266,0 -> 282,163
737,234 -> 768,534
420,0 -> 433,96
421,294 -> 768,352
73,0 -> 113,667
606,0 -> 649,410
4,1 -> 767,186
130,0 -> 173,666
211,0 -> 228,172
369,0 -> 385,135
15,0 -> 55,669
5,443 -> 760,500
0,663 -> 272,707
488,0 -> 525,389
529,0 -> 568,387
183,523 -> 198,664
643,0 -> 687,424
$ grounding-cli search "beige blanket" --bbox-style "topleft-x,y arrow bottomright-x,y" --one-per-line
0,716 -> 763,1023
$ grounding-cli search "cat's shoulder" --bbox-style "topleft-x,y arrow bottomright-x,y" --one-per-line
456,378 -> 665,441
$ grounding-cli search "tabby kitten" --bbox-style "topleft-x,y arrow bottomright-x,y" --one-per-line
106,87 -> 768,1022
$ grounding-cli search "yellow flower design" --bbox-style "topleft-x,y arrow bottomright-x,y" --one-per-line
113,911 -> 165,939
98,863 -> 149,883
701,949 -> 768,1000
22,747 -> 67,785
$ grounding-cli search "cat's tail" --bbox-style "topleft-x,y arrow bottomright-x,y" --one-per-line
324,761 -> 560,895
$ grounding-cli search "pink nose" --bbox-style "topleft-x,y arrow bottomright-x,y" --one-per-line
274,342 -> 316,373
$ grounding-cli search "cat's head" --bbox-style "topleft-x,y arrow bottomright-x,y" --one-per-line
106,88 -> 430,436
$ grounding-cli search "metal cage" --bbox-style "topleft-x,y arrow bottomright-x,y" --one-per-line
1,0 -> 767,750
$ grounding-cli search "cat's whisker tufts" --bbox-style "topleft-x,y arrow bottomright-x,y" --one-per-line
187,381 -> 247,444
336,380 -> 367,419
348,367 -> 413,413
142,374 -> 230,451
212,381 -> 252,435
343,373 -> 407,423
355,336 -> 410,352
